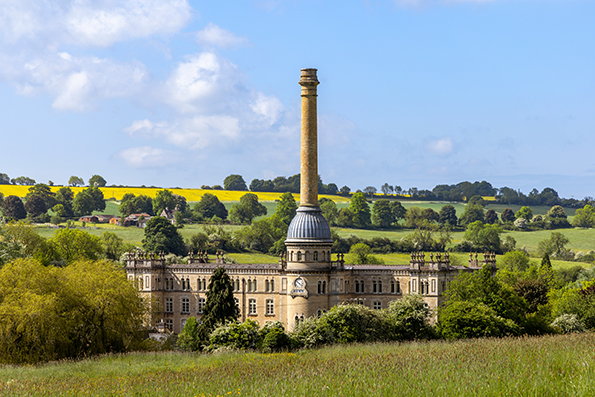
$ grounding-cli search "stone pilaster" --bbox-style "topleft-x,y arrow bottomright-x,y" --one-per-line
299,68 -> 319,207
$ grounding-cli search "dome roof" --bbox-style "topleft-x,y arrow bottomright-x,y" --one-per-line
286,206 -> 332,243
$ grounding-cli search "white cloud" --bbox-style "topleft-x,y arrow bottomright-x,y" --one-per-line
427,137 -> 454,155
0,0 -> 192,48
116,146 -> 179,168
196,23 -> 250,49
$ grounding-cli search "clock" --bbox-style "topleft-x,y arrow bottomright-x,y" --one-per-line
294,278 -> 305,289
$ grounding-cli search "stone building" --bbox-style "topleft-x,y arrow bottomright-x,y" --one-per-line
126,69 -> 492,334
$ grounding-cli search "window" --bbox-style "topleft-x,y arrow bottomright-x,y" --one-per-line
266,299 -> 274,315
165,319 -> 173,332
197,278 -> 201,291
318,281 -> 322,294
313,251 -> 318,261
165,298 -> 173,313
181,279 -> 186,291
355,280 -> 360,293
254,280 -> 257,291
297,251 -> 302,261
396,280 -> 401,294
378,280 -> 382,293
198,298 -> 205,314
181,298 -> 190,313
391,279 -> 395,293
345,280 -> 349,292
373,280 -> 377,293
248,279 -> 253,292
186,278 -> 191,291
322,281 -> 326,294
249,299 -> 257,315
373,301 -> 382,310
145,276 -> 149,288
265,280 -> 270,292
361,281 -> 365,293
270,279 -> 275,292
235,279 -> 240,291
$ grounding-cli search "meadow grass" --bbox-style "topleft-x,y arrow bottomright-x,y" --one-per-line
1,333 -> 594,396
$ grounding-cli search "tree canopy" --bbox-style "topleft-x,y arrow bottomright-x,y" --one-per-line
68,176 -> 84,187
142,216 -> 185,255
88,174 -> 107,187
229,193 -> 267,224
2,196 -> 26,221
349,192 -> 371,228
223,174 -> 248,191
193,193 -> 228,220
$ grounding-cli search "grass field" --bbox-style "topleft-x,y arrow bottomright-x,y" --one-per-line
1,333 -> 594,396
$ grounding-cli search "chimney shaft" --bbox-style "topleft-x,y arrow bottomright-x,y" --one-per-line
299,68 -> 319,207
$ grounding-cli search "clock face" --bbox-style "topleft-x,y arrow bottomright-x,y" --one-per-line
294,278 -> 305,288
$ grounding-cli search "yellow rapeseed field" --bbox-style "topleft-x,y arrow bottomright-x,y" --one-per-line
0,185 -> 350,203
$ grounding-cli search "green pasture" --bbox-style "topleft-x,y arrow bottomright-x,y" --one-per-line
2,333 -> 594,396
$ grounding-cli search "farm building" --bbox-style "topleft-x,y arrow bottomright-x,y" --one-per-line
126,69 -> 488,333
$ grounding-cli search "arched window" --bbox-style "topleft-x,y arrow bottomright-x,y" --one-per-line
355,280 -> 360,293
391,279 -> 395,293
322,281 -> 326,294
317,309 -> 322,316
378,280 -> 382,293
248,279 -> 253,292
361,281 -> 365,293
254,280 -> 257,291
345,280 -> 349,292
317,281 -> 322,294
321,251 -> 325,261
313,251 -> 318,261
265,280 -> 270,292
270,279 -> 275,292
396,280 -> 401,294
297,251 -> 302,261
373,280 -> 377,293
236,279 -> 240,291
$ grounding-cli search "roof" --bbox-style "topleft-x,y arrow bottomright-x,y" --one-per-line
286,206 -> 332,243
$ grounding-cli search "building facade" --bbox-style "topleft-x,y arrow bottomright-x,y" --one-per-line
126,69 -> 490,334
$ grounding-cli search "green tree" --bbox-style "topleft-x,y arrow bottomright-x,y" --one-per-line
439,205 -> 458,227
153,189 -> 176,216
537,232 -> 570,257
50,229 -> 104,263
193,193 -> 228,220
223,174 -> 248,191
197,267 -> 240,346
572,204 -> 595,228
463,221 -> 502,252
386,294 -> 433,340
0,258 -> 146,364
336,207 -> 354,227
319,198 -> 338,225
55,187 -> 74,217
26,183 -> 57,209
11,176 -> 35,185
142,216 -> 185,255
404,207 -> 425,229
339,185 -> 351,196
390,201 -> 406,225
547,205 -> 567,219
349,192 -> 371,228
372,199 -> 393,227
0,173 -> 10,185
2,196 -> 26,221
68,176 -> 84,187
515,206 -> 533,221
459,203 -> 485,226
347,243 -> 384,265
485,209 -> 498,224
381,183 -> 393,195
513,279 -> 549,313
24,194 -> 47,218
272,192 -> 297,225
438,301 -> 520,340
229,193 -> 267,224
421,208 -> 439,223
500,208 -> 516,223
178,317 -> 202,351
73,187 -> 105,216
101,231 -> 132,261
88,174 -> 107,187
498,250 -> 531,272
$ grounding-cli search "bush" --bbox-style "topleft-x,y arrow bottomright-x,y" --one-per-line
386,295 -> 434,340
438,301 -> 520,339
208,319 -> 261,351
262,327 -> 291,352
292,304 -> 389,348
551,314 -> 586,334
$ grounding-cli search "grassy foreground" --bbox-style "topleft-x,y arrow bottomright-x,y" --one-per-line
1,333 -> 594,396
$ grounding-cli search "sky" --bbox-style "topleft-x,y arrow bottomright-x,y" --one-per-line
1,0 -> 594,199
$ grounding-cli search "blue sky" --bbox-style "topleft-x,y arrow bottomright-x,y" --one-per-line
1,0 -> 594,198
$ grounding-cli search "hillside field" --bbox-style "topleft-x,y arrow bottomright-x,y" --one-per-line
1,333 -> 594,396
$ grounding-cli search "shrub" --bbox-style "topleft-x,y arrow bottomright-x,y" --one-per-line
438,301 -> 520,339
551,314 -> 586,334
208,319 -> 261,351
262,328 -> 291,352
386,295 -> 434,340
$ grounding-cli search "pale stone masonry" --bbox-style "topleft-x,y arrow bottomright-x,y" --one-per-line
126,69 -> 491,334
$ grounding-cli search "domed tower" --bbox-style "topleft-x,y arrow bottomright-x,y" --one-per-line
285,69 -> 333,271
